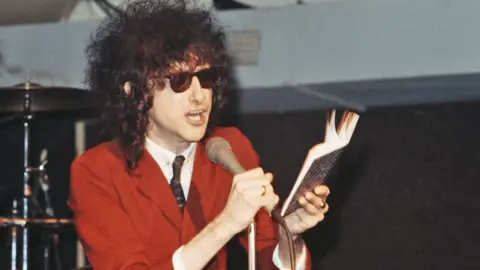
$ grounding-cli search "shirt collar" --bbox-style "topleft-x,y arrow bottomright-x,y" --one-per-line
145,136 -> 196,167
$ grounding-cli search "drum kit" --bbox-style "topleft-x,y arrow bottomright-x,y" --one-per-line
0,82 -> 98,270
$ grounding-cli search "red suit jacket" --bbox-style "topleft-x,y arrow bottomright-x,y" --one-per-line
69,127 -> 311,269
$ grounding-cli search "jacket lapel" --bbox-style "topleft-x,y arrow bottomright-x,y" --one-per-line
134,150 -> 183,231
182,142 -> 223,270
182,142 -> 222,241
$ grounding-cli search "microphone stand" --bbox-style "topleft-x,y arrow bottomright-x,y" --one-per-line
248,219 -> 256,270
204,138 -> 295,270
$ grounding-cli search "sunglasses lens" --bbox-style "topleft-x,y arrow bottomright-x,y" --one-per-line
169,73 -> 191,93
196,69 -> 217,89
167,68 -> 222,92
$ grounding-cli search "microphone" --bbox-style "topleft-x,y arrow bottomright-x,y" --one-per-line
205,136 -> 296,269
206,137 -> 246,175
205,137 -> 274,215
206,137 -> 276,214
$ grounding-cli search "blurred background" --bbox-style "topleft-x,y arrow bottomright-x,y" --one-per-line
1,0 -> 480,269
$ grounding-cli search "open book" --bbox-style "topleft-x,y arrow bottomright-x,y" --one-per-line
280,110 -> 360,217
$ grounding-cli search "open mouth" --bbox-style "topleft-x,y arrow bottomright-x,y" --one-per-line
185,110 -> 208,125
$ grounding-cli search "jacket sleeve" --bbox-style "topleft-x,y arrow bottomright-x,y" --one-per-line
69,160 -> 175,270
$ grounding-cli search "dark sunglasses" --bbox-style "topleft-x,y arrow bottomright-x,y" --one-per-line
165,68 -> 225,93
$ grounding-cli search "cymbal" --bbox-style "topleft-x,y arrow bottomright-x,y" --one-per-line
0,217 -> 73,227
0,82 -> 99,113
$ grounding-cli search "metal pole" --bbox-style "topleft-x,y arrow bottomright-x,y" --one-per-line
248,220 -> 256,270
21,83 -> 32,270
10,199 -> 19,270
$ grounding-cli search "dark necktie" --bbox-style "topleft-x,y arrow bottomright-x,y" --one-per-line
170,155 -> 186,213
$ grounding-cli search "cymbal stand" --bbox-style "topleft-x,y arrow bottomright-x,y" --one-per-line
8,82 -> 35,270
37,150 -> 62,270
20,83 -> 33,270
10,199 -> 19,270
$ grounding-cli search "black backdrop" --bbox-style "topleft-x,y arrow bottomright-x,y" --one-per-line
1,100 -> 479,269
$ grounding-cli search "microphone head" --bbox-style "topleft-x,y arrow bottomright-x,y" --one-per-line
205,137 -> 245,175
205,137 -> 232,164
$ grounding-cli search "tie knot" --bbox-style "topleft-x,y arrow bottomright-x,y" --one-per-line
173,155 -> 185,166
172,155 -> 185,175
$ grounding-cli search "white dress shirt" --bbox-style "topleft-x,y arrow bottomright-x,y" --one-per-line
144,137 -> 306,269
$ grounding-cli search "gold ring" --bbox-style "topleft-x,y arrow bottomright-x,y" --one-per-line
318,199 -> 326,209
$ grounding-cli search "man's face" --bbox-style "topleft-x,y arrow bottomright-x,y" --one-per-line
146,64 -> 214,149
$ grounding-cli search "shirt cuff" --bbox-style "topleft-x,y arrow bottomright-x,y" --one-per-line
172,245 -> 186,270
272,242 -> 306,270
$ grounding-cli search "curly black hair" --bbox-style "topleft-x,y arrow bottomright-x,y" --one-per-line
85,0 -> 231,169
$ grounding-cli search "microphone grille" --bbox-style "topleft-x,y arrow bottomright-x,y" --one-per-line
205,137 -> 231,163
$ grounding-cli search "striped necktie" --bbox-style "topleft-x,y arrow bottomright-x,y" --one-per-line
170,155 -> 186,213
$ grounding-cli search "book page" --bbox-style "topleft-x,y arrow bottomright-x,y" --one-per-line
281,148 -> 344,216
280,110 -> 359,216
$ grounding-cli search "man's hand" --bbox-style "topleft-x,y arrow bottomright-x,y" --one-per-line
220,167 -> 280,234
284,185 -> 330,235
275,184 -> 330,268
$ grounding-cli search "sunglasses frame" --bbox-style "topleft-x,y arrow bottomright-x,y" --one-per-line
165,67 -> 227,93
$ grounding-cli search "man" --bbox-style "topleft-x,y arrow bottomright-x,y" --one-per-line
68,0 -> 330,269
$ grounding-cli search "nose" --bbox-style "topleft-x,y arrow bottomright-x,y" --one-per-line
189,76 -> 206,103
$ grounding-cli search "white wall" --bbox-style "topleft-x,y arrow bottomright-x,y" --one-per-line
225,0 -> 480,89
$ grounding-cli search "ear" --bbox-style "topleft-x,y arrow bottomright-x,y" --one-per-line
123,82 -> 132,95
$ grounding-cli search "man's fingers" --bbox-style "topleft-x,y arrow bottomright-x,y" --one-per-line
235,176 -> 270,191
234,171 -> 274,191
257,194 -> 280,210
243,183 -> 274,196
305,192 -> 327,209
242,192 -> 278,212
313,185 -> 330,198
264,172 -> 273,182
234,167 -> 264,180
296,208 -> 325,227
234,168 -> 273,183
298,196 -> 322,215
231,168 -> 278,211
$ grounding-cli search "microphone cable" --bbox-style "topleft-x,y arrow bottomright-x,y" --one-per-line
271,208 -> 296,270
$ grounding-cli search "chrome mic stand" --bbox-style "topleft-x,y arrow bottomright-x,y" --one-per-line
248,220 -> 256,270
